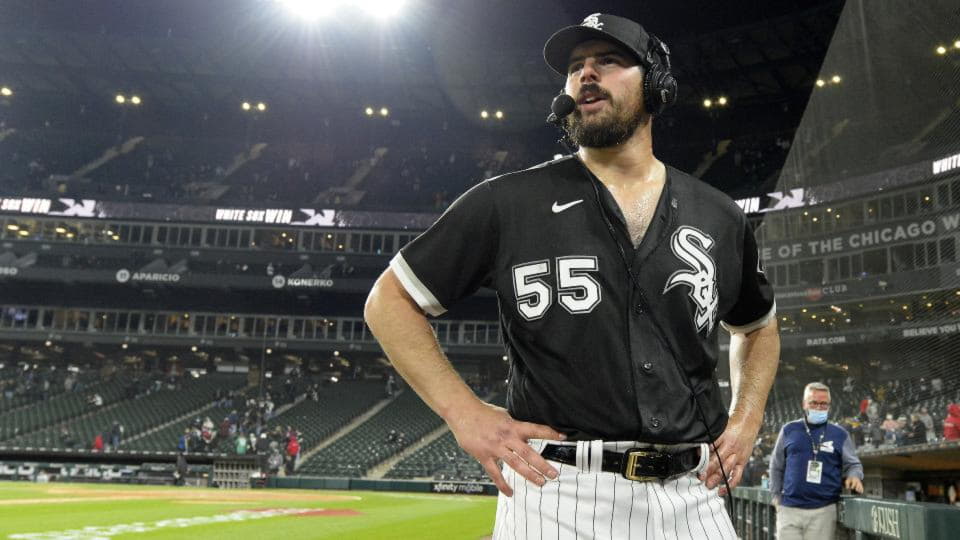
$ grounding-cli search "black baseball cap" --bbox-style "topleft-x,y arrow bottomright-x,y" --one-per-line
543,13 -> 657,76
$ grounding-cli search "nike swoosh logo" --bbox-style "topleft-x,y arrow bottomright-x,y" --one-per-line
552,199 -> 584,213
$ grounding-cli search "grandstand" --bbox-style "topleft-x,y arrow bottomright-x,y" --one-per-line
0,0 -> 958,538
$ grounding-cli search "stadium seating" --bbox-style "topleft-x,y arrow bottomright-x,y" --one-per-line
3,373 -> 245,449
0,372 -> 133,441
297,389 -> 445,478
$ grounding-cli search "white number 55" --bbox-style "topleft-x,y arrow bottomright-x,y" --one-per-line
512,257 -> 601,321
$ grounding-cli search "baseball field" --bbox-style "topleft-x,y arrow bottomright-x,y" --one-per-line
0,481 -> 498,539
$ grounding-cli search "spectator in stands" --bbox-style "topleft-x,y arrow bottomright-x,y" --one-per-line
266,441 -> 283,475
881,413 -> 899,445
285,431 -> 300,474
88,393 -> 103,407
109,421 -> 123,450
944,403 -> 960,441
177,428 -> 191,453
903,413 -> 927,446
58,425 -> 76,449
385,374 -> 397,397
918,407 -> 936,443
769,382 -> 863,540
92,432 -> 104,452
235,433 -> 248,455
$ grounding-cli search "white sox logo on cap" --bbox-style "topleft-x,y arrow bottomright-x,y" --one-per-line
581,13 -> 603,29
663,226 -> 718,334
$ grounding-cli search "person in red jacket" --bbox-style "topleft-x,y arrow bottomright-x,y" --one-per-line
92,433 -> 104,452
285,433 -> 300,474
944,403 -> 960,441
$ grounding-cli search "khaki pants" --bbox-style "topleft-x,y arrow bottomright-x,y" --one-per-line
776,503 -> 837,540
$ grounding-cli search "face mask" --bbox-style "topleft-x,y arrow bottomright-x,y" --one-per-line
806,409 -> 829,424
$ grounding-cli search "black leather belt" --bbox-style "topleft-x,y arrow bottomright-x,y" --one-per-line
541,444 -> 701,482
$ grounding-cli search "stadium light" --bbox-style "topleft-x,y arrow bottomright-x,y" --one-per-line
936,45 -> 947,55
121,343 -> 128,349
115,94 -> 126,104
717,96 -> 727,106
480,110 -> 489,119
364,106 -> 374,116
17,230 -> 28,236
495,110 -> 504,119
379,106 -> 389,116
831,75 -> 841,84
0,86 -> 11,97
702,99 -> 712,108
5,224 -> 17,231
277,0 -> 336,21
360,0 -> 406,18
130,95 -> 142,105
815,79 -> 825,87
242,101 -> 251,111
257,102 -> 267,112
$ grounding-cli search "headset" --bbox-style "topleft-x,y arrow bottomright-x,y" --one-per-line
638,33 -> 678,116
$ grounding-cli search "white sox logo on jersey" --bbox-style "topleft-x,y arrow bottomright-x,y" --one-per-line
663,226 -> 718,334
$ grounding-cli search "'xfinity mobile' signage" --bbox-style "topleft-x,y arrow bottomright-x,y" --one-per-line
271,275 -> 334,289
116,269 -> 181,283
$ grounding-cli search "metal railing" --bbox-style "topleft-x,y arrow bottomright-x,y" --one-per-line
731,487 -> 960,540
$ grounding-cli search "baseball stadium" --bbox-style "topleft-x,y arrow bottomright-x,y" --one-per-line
0,0 -> 958,538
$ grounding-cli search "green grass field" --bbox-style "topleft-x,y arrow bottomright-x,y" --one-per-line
0,481 -> 497,539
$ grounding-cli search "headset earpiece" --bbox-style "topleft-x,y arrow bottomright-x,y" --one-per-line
641,34 -> 678,116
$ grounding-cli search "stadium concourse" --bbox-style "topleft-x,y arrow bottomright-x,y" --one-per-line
0,0 -> 959,538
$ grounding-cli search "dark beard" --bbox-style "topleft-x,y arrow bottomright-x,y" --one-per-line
564,98 -> 646,148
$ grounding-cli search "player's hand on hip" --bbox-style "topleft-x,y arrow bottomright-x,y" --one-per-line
844,476 -> 864,494
448,401 -> 565,496
698,414 -> 760,496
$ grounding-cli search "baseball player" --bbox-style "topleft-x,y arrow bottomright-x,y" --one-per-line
365,13 -> 780,539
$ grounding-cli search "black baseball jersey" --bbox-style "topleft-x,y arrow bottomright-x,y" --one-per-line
390,155 -> 775,443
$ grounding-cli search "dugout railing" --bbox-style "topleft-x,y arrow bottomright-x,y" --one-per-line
730,486 -> 960,539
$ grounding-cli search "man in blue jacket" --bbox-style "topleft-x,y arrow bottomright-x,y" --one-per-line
769,382 -> 864,539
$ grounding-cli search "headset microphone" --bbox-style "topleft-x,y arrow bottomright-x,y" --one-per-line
546,93 -> 576,126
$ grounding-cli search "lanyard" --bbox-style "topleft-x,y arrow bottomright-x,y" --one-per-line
803,421 -> 826,461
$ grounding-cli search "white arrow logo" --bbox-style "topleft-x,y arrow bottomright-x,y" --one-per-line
552,199 -> 584,213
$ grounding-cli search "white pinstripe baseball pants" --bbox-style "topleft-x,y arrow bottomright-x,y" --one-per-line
492,440 -> 738,540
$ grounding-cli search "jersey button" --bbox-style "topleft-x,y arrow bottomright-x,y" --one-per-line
642,362 -> 653,372
634,304 -> 643,314
650,418 -> 662,429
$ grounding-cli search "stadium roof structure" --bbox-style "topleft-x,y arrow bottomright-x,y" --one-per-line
0,0 -> 842,129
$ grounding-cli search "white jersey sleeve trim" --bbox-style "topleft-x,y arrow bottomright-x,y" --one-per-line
389,253 -> 447,317
721,300 -> 776,334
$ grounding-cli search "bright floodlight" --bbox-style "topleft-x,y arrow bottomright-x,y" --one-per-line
257,102 -> 267,111
278,0 -> 336,21
717,96 -> 728,106
495,110 -> 504,119
379,106 -> 389,116
115,94 -> 126,104
702,99 -> 712,108
816,79 -> 826,87
480,110 -> 489,119
936,45 -> 947,55
0,86 -> 11,97
364,106 -> 374,116
130,95 -> 141,105
831,75 -> 841,83
242,101 -> 251,111
954,40 -> 960,49
361,0 -> 405,18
